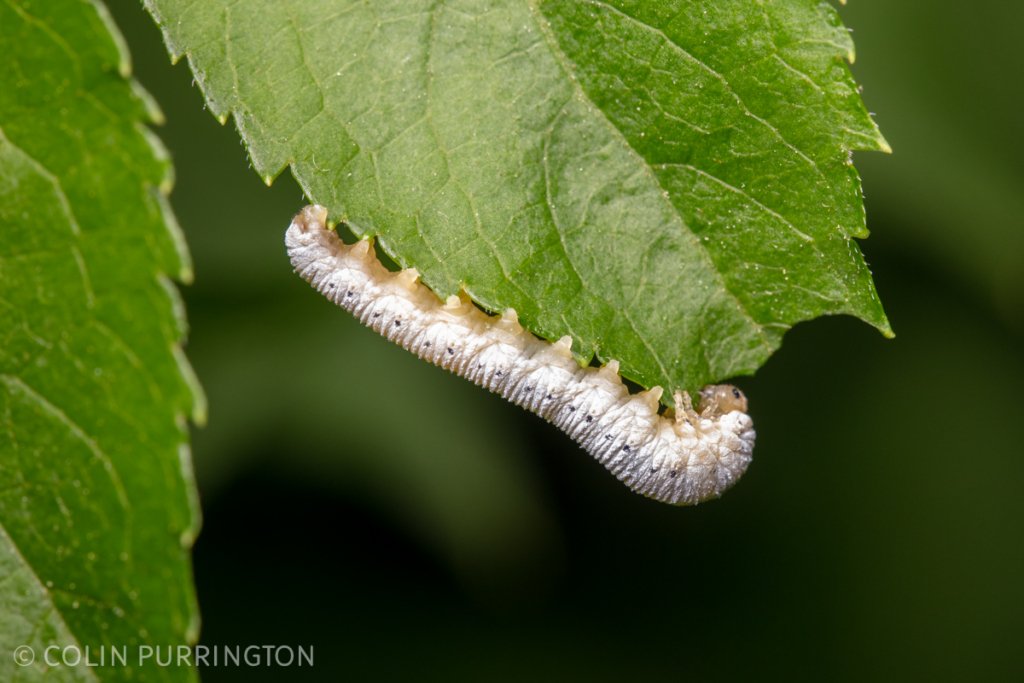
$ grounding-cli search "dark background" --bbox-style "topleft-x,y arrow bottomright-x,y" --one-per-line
108,1 -> 1023,680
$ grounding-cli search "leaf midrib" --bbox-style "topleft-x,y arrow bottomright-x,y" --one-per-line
524,0 -> 778,379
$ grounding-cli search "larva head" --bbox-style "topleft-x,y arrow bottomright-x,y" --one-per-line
698,384 -> 748,416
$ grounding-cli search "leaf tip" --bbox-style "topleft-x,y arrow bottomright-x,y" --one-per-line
868,309 -> 895,340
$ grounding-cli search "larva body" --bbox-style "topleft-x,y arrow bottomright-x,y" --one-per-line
286,205 -> 755,505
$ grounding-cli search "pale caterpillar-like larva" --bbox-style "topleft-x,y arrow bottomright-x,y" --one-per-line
286,205 -> 756,505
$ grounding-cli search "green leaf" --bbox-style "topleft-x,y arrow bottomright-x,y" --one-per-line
145,0 -> 888,395
0,1 -> 200,681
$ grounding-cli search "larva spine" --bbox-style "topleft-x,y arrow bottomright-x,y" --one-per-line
286,205 -> 755,505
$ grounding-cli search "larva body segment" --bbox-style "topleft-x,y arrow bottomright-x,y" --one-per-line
286,206 -> 756,505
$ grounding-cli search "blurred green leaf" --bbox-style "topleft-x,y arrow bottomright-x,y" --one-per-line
145,0 -> 888,395
0,1 -> 200,681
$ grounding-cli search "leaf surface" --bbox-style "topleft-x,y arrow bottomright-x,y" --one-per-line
146,0 -> 889,394
0,1 -> 200,680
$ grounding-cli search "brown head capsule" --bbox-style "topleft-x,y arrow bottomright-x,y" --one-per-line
698,384 -> 748,417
